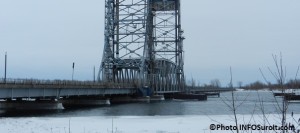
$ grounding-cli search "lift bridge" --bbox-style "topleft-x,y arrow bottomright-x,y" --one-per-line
99,0 -> 185,95
0,0 -> 186,109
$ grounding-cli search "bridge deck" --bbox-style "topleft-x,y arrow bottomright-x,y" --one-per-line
187,86 -> 234,92
0,79 -> 136,99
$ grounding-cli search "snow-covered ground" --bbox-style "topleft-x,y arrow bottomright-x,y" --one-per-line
1,114 -> 299,133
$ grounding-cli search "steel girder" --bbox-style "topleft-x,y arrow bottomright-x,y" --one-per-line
99,0 -> 185,94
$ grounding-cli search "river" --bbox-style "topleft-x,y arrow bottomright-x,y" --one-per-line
1,90 -> 299,117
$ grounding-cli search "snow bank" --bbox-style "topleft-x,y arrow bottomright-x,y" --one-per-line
0,114 -> 299,133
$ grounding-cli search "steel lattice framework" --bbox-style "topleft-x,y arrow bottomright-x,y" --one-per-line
99,0 -> 185,95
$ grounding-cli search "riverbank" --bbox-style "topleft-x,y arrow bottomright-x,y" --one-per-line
1,114 -> 299,133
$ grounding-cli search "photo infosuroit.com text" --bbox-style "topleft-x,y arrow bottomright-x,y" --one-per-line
210,123 -> 296,131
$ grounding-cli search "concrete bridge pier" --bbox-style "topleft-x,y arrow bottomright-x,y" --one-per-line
109,94 -> 165,104
0,98 -> 63,110
109,95 -> 150,104
164,93 -> 208,101
150,95 -> 165,102
60,96 -> 110,108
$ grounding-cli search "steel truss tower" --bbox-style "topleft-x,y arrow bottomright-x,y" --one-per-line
99,0 -> 185,95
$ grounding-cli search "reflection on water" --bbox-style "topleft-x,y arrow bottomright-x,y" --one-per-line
1,91 -> 300,117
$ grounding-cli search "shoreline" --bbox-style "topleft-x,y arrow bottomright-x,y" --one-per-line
1,114 -> 299,133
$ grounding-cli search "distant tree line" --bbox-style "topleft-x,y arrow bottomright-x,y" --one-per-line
186,78 -> 300,90
243,79 -> 300,90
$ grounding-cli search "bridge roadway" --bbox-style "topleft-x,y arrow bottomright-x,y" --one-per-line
187,86 -> 234,92
0,79 -> 136,99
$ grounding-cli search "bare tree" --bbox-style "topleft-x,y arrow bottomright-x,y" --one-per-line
210,79 -> 221,88
221,67 -> 240,133
237,81 -> 243,89
260,53 -> 290,133
230,67 -> 239,133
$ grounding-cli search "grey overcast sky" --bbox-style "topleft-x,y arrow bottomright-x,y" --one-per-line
0,0 -> 300,86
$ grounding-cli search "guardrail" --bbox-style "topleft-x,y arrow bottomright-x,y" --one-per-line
0,78 -> 137,89
186,86 -> 235,92
0,78 -> 138,99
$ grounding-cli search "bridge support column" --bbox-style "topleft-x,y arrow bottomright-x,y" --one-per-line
110,96 -> 150,104
164,93 -> 208,101
0,99 -> 63,110
150,95 -> 165,102
109,94 -> 165,104
60,97 -> 110,109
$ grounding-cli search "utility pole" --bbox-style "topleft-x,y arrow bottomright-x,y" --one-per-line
72,62 -> 75,81
93,66 -> 95,82
4,52 -> 7,83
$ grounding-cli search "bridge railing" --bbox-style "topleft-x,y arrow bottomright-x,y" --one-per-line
186,86 -> 235,92
0,78 -> 136,88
